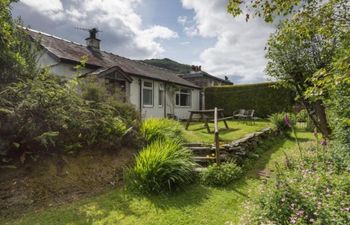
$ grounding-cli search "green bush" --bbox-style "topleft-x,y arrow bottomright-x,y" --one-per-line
200,162 -> 242,186
125,140 -> 195,194
250,144 -> 350,225
205,82 -> 294,117
295,109 -> 308,122
0,73 -> 139,164
141,118 -> 184,144
269,112 -> 296,132
295,109 -> 315,132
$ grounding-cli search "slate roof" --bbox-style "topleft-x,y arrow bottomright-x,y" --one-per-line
182,71 -> 233,85
25,28 -> 199,88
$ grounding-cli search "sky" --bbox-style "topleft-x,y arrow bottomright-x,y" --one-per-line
12,0 -> 276,84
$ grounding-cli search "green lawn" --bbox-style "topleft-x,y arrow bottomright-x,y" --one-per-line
183,120 -> 271,143
2,131 -> 313,225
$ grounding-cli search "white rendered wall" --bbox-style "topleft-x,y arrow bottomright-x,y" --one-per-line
129,76 -> 200,120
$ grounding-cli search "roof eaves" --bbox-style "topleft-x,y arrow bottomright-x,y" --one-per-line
127,73 -> 200,89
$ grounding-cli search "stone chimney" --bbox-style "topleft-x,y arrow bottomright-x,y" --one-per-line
85,28 -> 100,50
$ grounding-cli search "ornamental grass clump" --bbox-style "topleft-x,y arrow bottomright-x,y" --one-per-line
200,161 -> 242,187
269,112 -> 296,133
141,118 -> 184,144
125,139 -> 195,194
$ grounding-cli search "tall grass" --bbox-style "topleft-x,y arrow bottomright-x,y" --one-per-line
125,139 -> 195,194
141,118 -> 184,144
269,112 -> 296,132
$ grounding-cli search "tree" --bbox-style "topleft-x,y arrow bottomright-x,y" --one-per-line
0,0 -> 38,87
226,0 -> 350,138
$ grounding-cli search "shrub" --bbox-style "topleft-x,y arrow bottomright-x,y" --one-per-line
205,82 -> 294,117
0,73 -> 139,164
125,140 -> 195,194
269,112 -> 296,132
295,109 -> 308,122
141,118 -> 184,144
249,144 -> 350,225
200,161 -> 242,186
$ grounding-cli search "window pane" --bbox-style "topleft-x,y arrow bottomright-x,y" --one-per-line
176,93 -> 180,106
143,89 -> 153,105
180,93 -> 190,106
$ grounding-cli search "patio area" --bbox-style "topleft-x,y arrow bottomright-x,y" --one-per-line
182,120 -> 271,144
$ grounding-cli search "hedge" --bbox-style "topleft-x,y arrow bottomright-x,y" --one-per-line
205,82 -> 295,118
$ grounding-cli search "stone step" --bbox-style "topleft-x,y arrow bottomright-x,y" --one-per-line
184,143 -> 211,147
193,167 -> 208,173
193,156 -> 216,161
189,147 -> 215,156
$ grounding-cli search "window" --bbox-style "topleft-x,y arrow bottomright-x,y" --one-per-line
143,81 -> 153,106
158,83 -> 164,107
176,89 -> 191,107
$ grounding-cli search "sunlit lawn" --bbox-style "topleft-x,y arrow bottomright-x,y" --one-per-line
183,120 -> 271,143
2,131 -> 313,225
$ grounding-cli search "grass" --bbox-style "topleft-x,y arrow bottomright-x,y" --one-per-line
1,130 -> 313,225
183,120 -> 271,143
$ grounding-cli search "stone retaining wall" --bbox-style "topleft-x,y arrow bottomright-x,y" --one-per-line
220,127 -> 279,164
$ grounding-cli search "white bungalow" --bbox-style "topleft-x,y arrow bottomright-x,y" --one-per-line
25,28 -> 201,119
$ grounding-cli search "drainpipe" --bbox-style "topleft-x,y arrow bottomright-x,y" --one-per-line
139,78 -> 142,118
164,82 -> 167,118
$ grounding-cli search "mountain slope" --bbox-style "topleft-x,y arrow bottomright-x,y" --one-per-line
140,58 -> 192,74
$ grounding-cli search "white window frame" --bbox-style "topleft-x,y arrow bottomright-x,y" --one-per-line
158,83 -> 164,107
175,88 -> 192,107
142,80 -> 153,107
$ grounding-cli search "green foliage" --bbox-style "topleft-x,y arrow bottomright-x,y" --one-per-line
205,82 -> 294,117
295,109 -> 308,122
227,0 -> 348,25
0,72 -> 139,164
269,113 -> 296,132
308,35 -> 350,149
125,139 -> 195,194
250,144 -> 350,224
0,0 -> 38,87
200,162 -> 242,187
141,118 -> 184,144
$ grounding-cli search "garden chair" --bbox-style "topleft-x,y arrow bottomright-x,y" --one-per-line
233,109 -> 247,120
245,109 -> 255,125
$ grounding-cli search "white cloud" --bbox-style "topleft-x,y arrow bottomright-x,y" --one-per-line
21,0 -> 63,11
18,0 -> 178,58
21,0 -> 64,19
181,0 -> 275,83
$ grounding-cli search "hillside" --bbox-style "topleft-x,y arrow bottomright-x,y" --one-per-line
140,58 -> 192,74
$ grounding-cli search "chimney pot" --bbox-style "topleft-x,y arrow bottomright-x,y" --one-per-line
86,28 -> 100,50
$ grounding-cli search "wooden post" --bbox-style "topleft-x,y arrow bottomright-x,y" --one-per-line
214,107 -> 220,165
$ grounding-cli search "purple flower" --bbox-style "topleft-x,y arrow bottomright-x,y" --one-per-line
284,115 -> 292,128
320,139 -> 327,146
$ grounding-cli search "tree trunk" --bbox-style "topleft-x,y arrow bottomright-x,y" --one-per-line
313,100 -> 332,137
294,83 -> 332,138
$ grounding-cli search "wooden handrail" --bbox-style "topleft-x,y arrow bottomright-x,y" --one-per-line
214,107 -> 220,165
